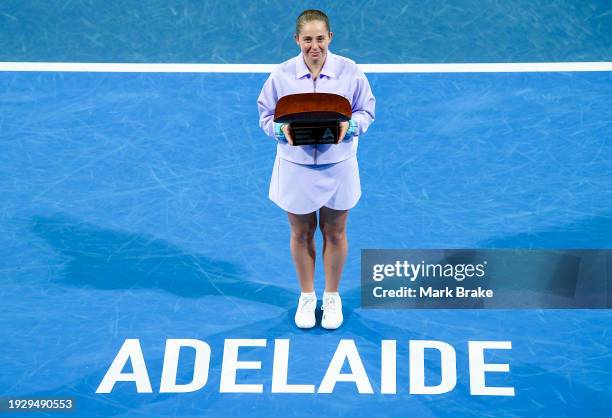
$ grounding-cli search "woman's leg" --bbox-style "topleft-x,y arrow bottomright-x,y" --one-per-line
287,211 -> 318,292
319,206 -> 349,292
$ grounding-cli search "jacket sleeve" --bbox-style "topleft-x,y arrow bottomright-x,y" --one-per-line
257,73 -> 285,141
351,68 -> 376,136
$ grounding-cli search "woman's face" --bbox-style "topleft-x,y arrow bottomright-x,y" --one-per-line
295,20 -> 333,64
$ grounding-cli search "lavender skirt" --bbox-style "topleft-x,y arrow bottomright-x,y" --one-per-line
269,155 -> 361,215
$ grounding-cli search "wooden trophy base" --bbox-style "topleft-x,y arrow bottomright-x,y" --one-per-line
273,93 -> 352,146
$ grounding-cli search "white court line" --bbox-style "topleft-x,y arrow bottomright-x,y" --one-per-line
0,62 -> 611,73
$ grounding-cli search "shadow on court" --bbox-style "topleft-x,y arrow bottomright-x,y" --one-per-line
28,212 -> 373,323
29,213 -> 296,309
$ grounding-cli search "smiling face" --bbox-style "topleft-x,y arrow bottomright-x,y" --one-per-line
295,20 -> 333,67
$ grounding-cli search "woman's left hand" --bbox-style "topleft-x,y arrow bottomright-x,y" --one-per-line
337,121 -> 349,143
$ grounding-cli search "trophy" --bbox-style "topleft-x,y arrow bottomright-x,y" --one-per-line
273,93 -> 352,146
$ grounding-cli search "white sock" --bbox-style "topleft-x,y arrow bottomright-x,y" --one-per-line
301,291 -> 316,299
323,291 -> 339,299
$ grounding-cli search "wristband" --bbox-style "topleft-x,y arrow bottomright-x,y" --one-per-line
346,119 -> 357,137
274,122 -> 287,142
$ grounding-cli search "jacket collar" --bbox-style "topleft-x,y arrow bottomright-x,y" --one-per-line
295,50 -> 337,79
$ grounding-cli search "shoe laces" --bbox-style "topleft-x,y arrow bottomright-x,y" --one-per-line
298,295 -> 316,313
323,295 -> 340,313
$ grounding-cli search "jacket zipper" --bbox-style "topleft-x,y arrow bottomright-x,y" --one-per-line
313,76 -> 317,165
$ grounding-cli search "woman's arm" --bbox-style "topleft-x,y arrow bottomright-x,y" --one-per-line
350,68 -> 376,136
257,74 -> 288,143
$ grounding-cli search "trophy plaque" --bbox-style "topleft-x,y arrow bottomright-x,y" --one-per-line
274,93 -> 352,146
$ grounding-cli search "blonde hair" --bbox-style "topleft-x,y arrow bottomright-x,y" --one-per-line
296,9 -> 330,35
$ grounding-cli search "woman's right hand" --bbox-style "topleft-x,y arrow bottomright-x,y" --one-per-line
281,124 -> 294,146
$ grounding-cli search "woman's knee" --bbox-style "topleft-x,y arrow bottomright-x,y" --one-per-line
319,208 -> 348,244
289,221 -> 316,244
320,223 -> 346,245
291,225 -> 316,244
288,212 -> 317,244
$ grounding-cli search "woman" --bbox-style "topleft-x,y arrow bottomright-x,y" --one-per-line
257,10 -> 375,330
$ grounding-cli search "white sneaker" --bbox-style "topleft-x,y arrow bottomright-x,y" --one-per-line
321,292 -> 343,330
294,292 -> 316,329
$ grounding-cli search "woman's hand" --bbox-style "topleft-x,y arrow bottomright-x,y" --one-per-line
337,121 -> 349,143
281,124 -> 294,145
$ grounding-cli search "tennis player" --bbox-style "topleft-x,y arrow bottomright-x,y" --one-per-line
257,9 -> 375,329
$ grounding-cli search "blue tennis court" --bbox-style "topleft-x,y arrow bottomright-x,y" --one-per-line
1,1 -> 611,417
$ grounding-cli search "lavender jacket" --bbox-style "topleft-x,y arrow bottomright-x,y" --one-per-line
257,51 -> 376,165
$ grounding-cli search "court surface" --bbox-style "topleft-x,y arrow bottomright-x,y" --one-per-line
1,2 -> 612,417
